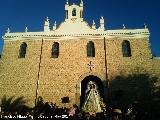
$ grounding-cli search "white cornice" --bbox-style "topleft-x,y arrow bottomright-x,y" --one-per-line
3,28 -> 150,41
2,1 -> 150,41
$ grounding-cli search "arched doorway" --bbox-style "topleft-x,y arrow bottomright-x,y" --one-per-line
80,75 -> 104,107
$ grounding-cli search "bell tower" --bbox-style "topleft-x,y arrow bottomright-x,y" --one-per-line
65,0 -> 83,21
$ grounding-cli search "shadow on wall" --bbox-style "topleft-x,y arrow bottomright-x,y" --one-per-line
0,95 -> 29,114
110,72 -> 160,117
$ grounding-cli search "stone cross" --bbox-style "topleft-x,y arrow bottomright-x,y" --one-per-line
88,61 -> 94,71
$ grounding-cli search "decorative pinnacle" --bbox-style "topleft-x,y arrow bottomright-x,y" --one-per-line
7,28 -> 10,33
66,0 -> 69,4
54,21 -> 57,27
101,16 -> 104,20
80,0 -> 83,6
144,23 -> 147,29
92,20 -> 95,25
25,27 -> 28,32
53,21 -> 57,30
100,16 -> 104,24
46,16 -> 49,22
92,20 -> 96,29
123,24 -> 126,29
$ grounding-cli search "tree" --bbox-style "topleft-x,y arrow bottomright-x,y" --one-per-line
110,73 -> 160,119
1,95 -> 28,114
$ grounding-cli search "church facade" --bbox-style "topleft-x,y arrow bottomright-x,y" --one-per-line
0,0 -> 160,107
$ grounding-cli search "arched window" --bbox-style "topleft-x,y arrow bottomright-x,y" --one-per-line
72,8 -> 76,16
87,41 -> 95,57
51,42 -> 59,58
19,42 -> 27,58
122,40 -> 131,57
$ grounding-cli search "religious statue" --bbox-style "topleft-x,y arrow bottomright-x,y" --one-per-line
82,81 -> 103,114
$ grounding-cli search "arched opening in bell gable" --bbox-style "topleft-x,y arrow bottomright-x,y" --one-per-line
72,8 -> 76,16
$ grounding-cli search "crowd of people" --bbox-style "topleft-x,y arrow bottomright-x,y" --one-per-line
1,101 -> 153,120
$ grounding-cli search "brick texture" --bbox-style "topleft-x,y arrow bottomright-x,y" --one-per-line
0,37 -> 160,107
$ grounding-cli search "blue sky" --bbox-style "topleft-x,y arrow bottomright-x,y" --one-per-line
0,0 -> 160,56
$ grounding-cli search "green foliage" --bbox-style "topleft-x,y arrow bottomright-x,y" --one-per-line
110,73 -> 159,107
1,95 -> 27,113
110,73 -> 160,119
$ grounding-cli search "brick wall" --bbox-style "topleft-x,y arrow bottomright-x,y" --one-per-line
0,36 -> 160,107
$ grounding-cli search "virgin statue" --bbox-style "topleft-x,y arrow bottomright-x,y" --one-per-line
82,81 -> 103,114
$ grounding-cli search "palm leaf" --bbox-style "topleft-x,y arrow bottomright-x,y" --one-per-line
1,95 -> 14,112
1,96 -> 27,113
10,96 -> 26,112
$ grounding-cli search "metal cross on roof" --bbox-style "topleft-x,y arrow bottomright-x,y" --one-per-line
88,61 -> 94,71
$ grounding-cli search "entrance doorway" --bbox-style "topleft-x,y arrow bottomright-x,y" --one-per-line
80,75 -> 104,107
